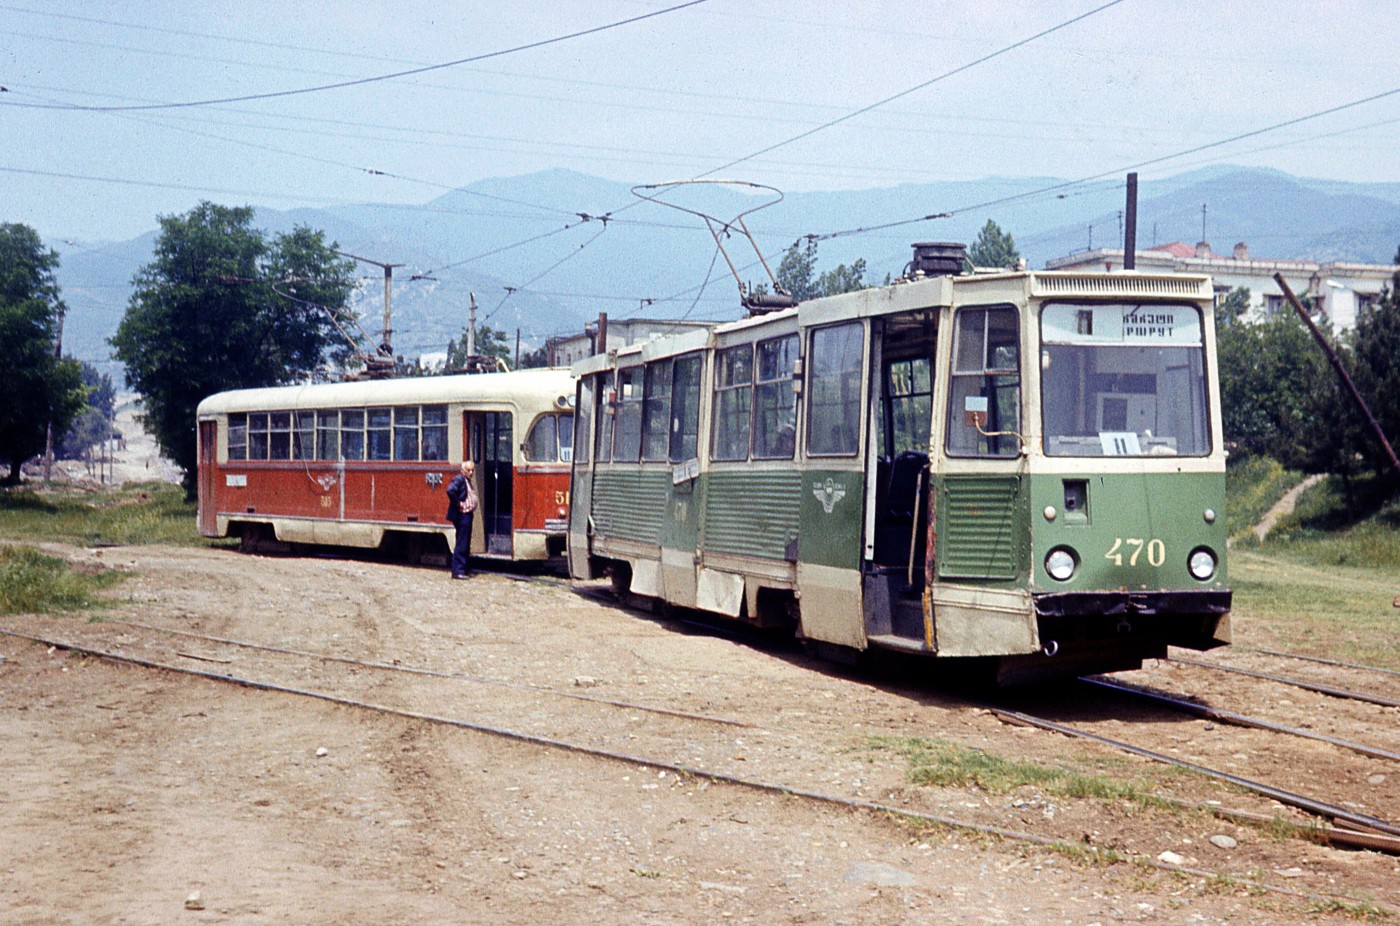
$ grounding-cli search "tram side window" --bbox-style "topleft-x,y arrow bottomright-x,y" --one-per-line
367,407 -> 392,460
594,373 -> 614,462
640,359 -> 672,462
393,407 -> 419,461
885,357 -> 932,456
946,306 -> 1020,458
293,412 -> 315,460
227,414 -> 248,460
316,410 -> 339,461
248,413 -> 270,460
421,405 -> 448,461
341,409 -> 366,461
574,378 -> 594,465
267,412 -> 291,460
712,345 -> 753,461
754,334 -> 798,459
669,353 -> 702,463
613,368 -> 643,462
807,322 -> 864,456
525,415 -> 559,462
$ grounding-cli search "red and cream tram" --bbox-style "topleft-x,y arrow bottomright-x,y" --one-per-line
195,369 -> 575,564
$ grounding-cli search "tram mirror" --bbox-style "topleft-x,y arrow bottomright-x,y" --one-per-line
963,395 -> 989,429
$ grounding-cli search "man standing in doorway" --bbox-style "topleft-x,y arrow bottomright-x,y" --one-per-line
445,459 -> 478,579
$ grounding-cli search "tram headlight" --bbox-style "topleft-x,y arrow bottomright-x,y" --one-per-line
1045,547 -> 1077,582
1188,547 -> 1217,581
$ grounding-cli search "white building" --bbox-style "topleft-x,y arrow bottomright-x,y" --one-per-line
1045,241 -> 1398,330
548,317 -> 722,367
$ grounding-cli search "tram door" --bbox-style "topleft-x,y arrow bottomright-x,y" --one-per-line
466,411 -> 515,556
864,311 -> 937,639
197,420 -> 218,536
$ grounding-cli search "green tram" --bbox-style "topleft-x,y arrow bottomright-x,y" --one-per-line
568,247 -> 1231,683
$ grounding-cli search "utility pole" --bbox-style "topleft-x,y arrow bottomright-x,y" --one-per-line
1123,172 -> 1138,270
336,250 -> 404,358
42,304 -> 65,482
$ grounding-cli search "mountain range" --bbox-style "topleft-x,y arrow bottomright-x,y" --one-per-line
45,165 -> 1400,374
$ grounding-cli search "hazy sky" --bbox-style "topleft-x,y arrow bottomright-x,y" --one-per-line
3,0 -> 1398,244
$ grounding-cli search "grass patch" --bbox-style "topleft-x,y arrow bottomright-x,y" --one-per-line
868,735 -> 1176,811
0,545 -> 126,615
1223,462 -> 1400,668
0,483 -> 203,547
1226,552 -> 1398,668
1226,456 -> 1305,541
1306,898 -> 1391,920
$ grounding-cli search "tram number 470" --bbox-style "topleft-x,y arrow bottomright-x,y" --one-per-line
1105,537 -> 1165,567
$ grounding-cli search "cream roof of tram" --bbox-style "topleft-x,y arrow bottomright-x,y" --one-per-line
196,368 -> 575,417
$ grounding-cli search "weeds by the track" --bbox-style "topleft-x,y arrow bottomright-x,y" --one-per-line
0,483 -> 205,547
0,545 -> 125,616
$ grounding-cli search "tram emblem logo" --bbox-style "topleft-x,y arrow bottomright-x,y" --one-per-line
812,478 -> 847,514
425,472 -> 444,488
315,473 -> 338,492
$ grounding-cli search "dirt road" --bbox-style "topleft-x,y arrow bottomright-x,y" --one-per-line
2,543 -> 1397,924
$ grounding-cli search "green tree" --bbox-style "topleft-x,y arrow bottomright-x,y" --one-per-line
111,202 -> 356,493
776,239 -> 818,300
1350,259 -> 1400,479
0,223 -> 85,484
57,362 -> 118,460
517,343 -> 551,369
1215,306 -> 1353,473
774,239 -> 868,301
444,324 -> 511,371
967,219 -> 1021,269
1216,286 -> 1251,326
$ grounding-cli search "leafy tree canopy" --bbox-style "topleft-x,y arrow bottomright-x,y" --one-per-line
774,239 -> 867,301
967,219 -> 1022,269
0,223 -> 85,483
57,362 -> 118,460
1215,301 -> 1357,475
1350,263 -> 1400,480
111,202 -> 355,492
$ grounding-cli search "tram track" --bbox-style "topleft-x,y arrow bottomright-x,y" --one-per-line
1,623 -> 1392,916
8,609 -> 1400,855
1166,653 -> 1400,708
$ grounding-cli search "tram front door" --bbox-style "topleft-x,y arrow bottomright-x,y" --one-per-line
465,411 -> 514,556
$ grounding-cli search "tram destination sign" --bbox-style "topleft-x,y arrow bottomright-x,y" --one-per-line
1041,303 -> 1202,346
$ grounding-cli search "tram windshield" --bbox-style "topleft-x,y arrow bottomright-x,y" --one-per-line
1040,303 -> 1210,457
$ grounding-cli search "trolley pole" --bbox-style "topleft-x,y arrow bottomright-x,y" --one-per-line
468,292 -> 477,356
1275,273 -> 1400,476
